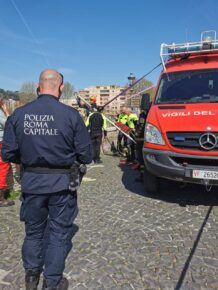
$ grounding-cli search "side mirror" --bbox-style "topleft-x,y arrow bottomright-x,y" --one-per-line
140,93 -> 150,111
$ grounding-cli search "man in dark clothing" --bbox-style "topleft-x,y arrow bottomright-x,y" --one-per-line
1,69 -> 92,290
86,107 -> 107,164
135,109 -> 147,164
134,100 -> 151,180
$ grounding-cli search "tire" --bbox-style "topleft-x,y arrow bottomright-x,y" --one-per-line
143,168 -> 159,193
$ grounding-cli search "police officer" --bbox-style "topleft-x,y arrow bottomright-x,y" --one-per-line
1,69 -> 92,290
85,106 -> 107,164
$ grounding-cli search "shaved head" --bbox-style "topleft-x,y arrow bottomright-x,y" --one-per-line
38,69 -> 64,98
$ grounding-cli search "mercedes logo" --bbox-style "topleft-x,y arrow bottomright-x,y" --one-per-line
199,133 -> 217,150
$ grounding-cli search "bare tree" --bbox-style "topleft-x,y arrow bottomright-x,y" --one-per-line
62,82 -> 75,99
125,78 -> 155,108
19,82 -> 37,103
131,79 -> 154,96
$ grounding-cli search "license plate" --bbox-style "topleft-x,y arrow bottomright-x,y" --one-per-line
193,170 -> 218,180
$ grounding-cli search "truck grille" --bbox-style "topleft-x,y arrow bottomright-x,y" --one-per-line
171,156 -> 218,167
167,132 -> 218,151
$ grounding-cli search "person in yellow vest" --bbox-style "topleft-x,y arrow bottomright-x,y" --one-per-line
126,108 -> 138,162
117,107 -> 128,151
86,107 -> 107,164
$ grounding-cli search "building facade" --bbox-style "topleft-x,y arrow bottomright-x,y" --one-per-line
78,85 -> 127,113
60,97 -> 78,109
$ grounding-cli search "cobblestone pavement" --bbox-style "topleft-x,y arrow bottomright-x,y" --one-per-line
0,155 -> 218,290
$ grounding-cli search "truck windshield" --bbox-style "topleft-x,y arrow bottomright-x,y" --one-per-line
155,69 -> 218,104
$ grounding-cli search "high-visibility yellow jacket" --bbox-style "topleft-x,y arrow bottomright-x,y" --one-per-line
127,113 -> 138,129
117,113 -> 128,125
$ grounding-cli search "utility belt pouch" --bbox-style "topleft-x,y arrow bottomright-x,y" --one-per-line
69,162 -> 87,192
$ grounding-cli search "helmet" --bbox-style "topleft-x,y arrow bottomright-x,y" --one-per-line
90,95 -> 96,103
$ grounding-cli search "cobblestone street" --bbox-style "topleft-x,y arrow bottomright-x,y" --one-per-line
0,155 -> 218,290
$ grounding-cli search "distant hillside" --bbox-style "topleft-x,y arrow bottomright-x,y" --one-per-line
0,88 -> 19,100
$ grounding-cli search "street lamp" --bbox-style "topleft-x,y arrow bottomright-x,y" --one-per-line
127,73 -> 136,86
126,73 -> 136,108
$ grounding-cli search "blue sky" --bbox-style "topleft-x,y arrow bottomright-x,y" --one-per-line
0,0 -> 217,91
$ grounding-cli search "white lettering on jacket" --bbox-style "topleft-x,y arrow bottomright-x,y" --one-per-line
23,114 -> 58,136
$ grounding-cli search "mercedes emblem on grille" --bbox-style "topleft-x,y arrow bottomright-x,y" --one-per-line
199,133 -> 217,150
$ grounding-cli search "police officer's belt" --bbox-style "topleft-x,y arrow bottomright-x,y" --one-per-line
24,166 -> 72,174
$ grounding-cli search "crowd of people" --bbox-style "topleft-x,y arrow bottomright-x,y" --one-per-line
79,95 -> 150,184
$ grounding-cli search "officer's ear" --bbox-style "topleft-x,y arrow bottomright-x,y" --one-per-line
60,84 -> 64,93
58,83 -> 64,98
36,83 -> 40,96
59,73 -> 64,95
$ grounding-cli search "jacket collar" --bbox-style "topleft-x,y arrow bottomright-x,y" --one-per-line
38,94 -> 59,101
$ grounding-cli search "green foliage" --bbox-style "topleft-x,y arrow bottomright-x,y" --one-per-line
131,79 -> 153,94
7,189 -> 20,200
0,88 -> 19,100
62,82 -> 75,99
125,78 -> 156,107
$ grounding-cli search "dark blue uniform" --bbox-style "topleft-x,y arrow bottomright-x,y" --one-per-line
1,94 -> 92,287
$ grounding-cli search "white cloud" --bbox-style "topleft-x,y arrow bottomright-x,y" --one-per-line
0,27 -> 33,43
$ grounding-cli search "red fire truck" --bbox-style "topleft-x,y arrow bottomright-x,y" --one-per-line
143,31 -> 218,193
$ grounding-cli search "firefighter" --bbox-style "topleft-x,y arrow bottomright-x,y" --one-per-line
77,95 -> 97,117
0,100 -> 14,207
134,94 -> 151,180
117,107 -> 128,151
1,69 -> 92,290
126,108 -> 138,162
90,95 -> 97,110
86,106 -> 107,164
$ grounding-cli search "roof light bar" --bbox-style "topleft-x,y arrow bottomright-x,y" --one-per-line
160,30 -> 218,71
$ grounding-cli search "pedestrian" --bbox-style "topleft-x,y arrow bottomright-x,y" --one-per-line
1,69 -> 92,290
0,100 -> 14,207
86,106 -> 107,164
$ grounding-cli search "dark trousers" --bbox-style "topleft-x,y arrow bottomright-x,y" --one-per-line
127,138 -> 136,161
91,135 -> 102,162
136,141 -> 144,166
20,190 -> 78,287
117,132 -> 127,149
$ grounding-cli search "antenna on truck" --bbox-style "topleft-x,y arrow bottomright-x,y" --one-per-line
185,28 -> 189,44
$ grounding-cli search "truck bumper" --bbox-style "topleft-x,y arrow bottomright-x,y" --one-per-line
143,148 -> 218,185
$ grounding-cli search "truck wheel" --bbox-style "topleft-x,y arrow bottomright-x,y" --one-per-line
143,168 -> 159,193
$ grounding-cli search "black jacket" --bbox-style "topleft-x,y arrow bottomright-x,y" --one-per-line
86,112 -> 107,137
